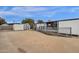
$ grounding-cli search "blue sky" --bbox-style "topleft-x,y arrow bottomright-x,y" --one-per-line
0,6 -> 79,23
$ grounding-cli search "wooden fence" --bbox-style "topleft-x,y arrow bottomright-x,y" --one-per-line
0,25 -> 13,30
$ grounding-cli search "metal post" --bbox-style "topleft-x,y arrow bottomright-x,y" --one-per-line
70,27 -> 72,36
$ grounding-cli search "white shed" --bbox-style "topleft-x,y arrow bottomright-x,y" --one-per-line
13,24 -> 30,31
58,18 -> 79,35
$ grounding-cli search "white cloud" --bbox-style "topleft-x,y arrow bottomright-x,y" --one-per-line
0,6 -> 60,18
70,7 -> 79,12
0,11 -> 16,15
0,6 -> 77,19
11,6 -> 48,12
6,6 -> 48,17
0,7 -> 9,11
0,10 -> 32,17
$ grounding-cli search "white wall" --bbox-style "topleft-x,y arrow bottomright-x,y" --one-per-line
13,24 -> 30,31
13,24 -> 24,30
58,20 -> 79,35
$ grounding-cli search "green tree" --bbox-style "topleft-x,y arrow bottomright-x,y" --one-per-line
0,17 -> 7,25
37,20 -> 44,23
21,18 -> 35,29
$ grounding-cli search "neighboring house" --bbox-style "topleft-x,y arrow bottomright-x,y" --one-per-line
23,23 -> 30,30
46,21 -> 58,32
36,18 -> 79,35
35,23 -> 47,31
0,24 -> 13,30
36,21 -> 58,32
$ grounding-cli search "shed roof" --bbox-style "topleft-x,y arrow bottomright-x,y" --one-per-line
46,18 -> 79,23
35,18 -> 79,24
58,18 -> 79,22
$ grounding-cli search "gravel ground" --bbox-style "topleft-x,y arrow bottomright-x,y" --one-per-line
0,30 -> 79,53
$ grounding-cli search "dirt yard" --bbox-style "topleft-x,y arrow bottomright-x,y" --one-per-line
0,30 -> 79,53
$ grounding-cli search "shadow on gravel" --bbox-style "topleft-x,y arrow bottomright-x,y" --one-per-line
37,31 -> 78,38
18,48 -> 27,53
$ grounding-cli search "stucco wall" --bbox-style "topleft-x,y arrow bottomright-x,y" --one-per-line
58,20 -> 79,35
